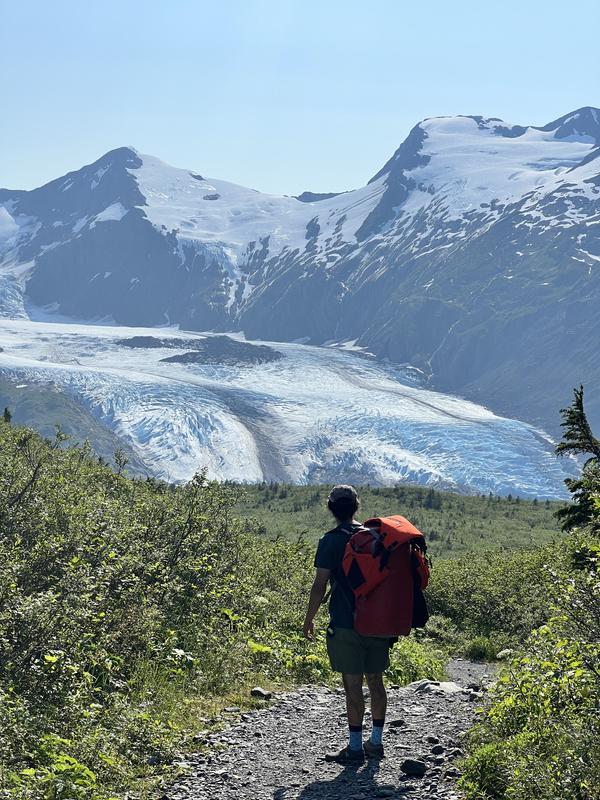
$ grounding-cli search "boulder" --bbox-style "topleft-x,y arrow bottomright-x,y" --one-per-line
400,758 -> 428,777
496,648 -> 514,660
414,680 -> 466,695
250,686 -> 272,700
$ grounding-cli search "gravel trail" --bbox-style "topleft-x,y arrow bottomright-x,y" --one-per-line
167,660 -> 494,800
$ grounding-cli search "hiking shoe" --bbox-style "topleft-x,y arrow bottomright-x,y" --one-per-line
364,739 -> 385,759
325,745 -> 365,763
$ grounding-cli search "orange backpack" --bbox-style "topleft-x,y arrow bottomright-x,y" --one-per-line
342,515 -> 430,637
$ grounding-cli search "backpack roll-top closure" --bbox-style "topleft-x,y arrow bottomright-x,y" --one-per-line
363,515 -> 425,543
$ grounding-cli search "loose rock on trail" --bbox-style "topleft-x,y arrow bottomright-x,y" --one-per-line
167,660 -> 493,800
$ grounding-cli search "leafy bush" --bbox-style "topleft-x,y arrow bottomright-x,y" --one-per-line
388,637 -> 446,684
460,536 -> 600,800
461,389 -> 600,800
0,421 -> 317,798
0,420 -> 444,800
426,545 -> 557,645
463,636 -> 501,662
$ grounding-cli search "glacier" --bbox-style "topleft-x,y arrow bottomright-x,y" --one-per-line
0,319 -> 573,497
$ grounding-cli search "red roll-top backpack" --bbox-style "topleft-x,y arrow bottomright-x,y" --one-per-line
342,515 -> 430,637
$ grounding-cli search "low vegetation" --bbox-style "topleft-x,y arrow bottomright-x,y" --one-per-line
236,482 -> 563,556
459,387 -> 600,800
0,387 -> 597,800
0,419 -> 442,800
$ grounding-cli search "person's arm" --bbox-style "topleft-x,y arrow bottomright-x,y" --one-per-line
303,567 -> 331,640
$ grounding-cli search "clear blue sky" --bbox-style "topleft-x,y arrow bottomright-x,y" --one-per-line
2,0 -> 599,195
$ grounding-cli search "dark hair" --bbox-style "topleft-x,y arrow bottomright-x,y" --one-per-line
327,496 -> 359,522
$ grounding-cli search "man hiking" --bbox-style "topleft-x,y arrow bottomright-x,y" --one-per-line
303,485 -> 389,763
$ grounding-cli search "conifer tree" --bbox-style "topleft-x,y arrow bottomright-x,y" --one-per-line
556,386 -> 600,531
3,406 -> 11,424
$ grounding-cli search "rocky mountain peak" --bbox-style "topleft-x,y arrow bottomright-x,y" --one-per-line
540,106 -> 600,143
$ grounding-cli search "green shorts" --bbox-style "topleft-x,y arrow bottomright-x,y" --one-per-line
326,626 -> 391,674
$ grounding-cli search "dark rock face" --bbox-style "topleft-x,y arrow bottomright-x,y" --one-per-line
117,336 -> 208,349
160,336 -> 282,366
24,211 -> 227,330
356,123 -> 431,241
539,106 -> 600,144
294,191 -> 343,203
116,333 -> 282,365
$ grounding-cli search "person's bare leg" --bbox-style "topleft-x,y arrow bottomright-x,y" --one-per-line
326,673 -> 365,761
365,672 -> 387,721
342,673 -> 365,727
365,673 -> 386,751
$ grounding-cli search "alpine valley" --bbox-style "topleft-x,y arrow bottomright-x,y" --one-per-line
0,107 -> 598,496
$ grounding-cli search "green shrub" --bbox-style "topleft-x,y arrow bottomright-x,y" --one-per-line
427,545 -> 557,644
387,637 -> 446,684
0,422 -> 315,798
461,535 -> 600,800
459,740 -> 511,799
415,613 -> 464,648
461,388 -> 600,800
463,636 -> 499,662
0,420 -> 444,800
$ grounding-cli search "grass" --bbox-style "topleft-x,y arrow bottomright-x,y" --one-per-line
233,482 -> 564,557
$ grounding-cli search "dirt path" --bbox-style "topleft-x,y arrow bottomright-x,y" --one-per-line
167,660 -> 494,800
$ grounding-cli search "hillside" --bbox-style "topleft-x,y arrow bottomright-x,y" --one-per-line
0,376 -> 144,470
1,108 -> 598,432
235,482 -> 563,556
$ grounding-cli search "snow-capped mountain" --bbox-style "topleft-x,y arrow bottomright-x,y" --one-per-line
1,107 -> 599,432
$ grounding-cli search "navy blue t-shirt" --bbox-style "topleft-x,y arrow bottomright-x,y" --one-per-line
314,523 -> 360,629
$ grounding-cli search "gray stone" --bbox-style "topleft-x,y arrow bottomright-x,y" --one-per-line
445,767 -> 462,779
251,687 -> 272,700
496,648 -> 514,660
400,758 -> 428,777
